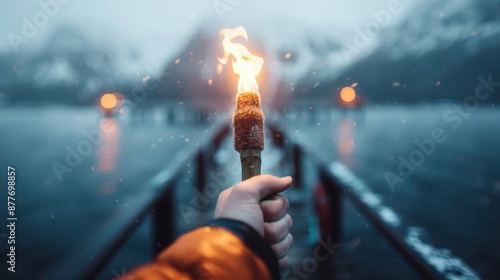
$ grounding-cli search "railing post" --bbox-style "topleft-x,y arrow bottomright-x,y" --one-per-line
320,169 -> 342,244
330,181 -> 342,244
152,187 -> 175,256
293,144 -> 302,189
197,151 -> 205,192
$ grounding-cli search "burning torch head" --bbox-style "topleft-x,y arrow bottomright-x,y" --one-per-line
218,26 -> 265,153
233,91 -> 264,152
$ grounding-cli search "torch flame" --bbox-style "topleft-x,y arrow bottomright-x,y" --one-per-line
218,26 -> 264,94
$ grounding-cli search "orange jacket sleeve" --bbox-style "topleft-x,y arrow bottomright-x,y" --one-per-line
125,219 -> 280,280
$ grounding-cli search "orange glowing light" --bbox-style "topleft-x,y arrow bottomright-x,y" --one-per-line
340,87 -> 356,103
100,93 -> 117,109
218,26 -> 264,93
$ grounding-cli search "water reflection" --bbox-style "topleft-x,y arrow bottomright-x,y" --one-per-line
97,118 -> 120,174
337,117 -> 355,167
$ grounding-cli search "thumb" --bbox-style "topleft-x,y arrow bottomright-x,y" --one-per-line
242,175 -> 292,201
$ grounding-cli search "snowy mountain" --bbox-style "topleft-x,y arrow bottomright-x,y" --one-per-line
0,25 -> 136,104
0,0 -> 498,106
272,0 -> 500,104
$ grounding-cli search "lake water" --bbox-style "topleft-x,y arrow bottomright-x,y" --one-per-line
290,104 -> 500,279
0,104 -> 498,279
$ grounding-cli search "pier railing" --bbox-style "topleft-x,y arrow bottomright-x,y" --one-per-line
267,121 -> 444,280
43,118 -> 444,280
41,121 -> 230,280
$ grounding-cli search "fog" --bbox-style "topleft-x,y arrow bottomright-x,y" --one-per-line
2,0 -> 498,83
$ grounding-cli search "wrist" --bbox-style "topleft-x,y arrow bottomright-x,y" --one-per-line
207,219 -> 281,280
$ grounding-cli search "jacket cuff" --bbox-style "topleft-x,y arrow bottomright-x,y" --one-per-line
206,219 -> 280,280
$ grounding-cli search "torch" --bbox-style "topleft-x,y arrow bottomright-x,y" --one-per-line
234,92 -> 264,180
218,27 -> 265,180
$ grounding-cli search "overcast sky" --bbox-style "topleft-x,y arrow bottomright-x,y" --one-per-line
0,0 -> 416,61
1,0 -> 498,82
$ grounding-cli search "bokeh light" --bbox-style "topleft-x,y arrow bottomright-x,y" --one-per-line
340,86 -> 356,103
100,93 -> 117,109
